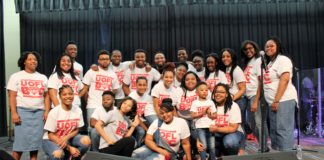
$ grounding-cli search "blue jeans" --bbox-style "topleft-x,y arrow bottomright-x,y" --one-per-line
42,134 -> 90,160
235,98 -> 246,149
197,128 -> 216,160
268,99 -> 296,151
132,145 -> 164,159
90,128 -> 100,152
135,126 -> 146,147
145,114 -> 158,125
214,131 -> 243,156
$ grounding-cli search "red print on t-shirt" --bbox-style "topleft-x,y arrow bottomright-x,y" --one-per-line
56,118 -> 79,138
226,73 -> 231,84
95,75 -> 113,91
160,129 -> 177,146
215,114 -> 229,127
206,78 -> 219,92
137,102 -> 147,117
21,79 -> 45,98
131,74 -> 149,89
244,66 -> 252,84
115,121 -> 127,136
115,71 -> 124,84
263,67 -> 271,84
61,77 -> 79,95
197,106 -> 211,117
179,94 -> 198,111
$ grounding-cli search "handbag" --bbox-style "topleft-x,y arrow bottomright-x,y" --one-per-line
153,119 -> 178,160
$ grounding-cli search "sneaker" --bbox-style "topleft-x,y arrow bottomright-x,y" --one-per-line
247,133 -> 256,140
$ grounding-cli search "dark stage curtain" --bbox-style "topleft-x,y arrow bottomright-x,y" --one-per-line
0,0 -> 8,136
19,1 -> 324,78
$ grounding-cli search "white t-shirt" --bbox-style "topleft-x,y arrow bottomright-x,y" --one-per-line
187,61 -> 196,72
99,109 -> 130,149
225,66 -> 246,96
43,105 -> 84,139
244,57 -> 260,98
214,102 -> 243,133
109,61 -> 132,99
82,67 -> 119,109
256,55 -> 298,104
129,91 -> 155,117
91,106 -> 117,122
6,70 -> 48,110
205,70 -> 228,92
173,78 -> 181,88
123,66 -> 160,94
176,89 -> 199,120
147,117 -> 190,152
190,99 -> 217,128
194,68 -> 206,82
151,81 -> 181,107
48,72 -> 83,107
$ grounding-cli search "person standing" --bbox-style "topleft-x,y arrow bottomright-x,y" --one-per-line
7,51 -> 50,160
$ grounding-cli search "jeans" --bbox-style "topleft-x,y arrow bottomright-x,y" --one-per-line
241,96 -> 255,135
42,134 -> 90,160
90,128 -> 100,152
145,114 -> 158,125
132,145 -> 165,160
135,126 -> 146,147
214,131 -> 243,156
87,108 -> 96,130
235,98 -> 246,149
197,128 -> 216,160
268,99 -> 296,151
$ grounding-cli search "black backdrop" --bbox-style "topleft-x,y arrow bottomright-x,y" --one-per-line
1,0 -> 7,136
19,1 -> 324,77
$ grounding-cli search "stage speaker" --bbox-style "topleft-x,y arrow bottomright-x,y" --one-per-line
222,151 -> 298,160
84,151 -> 139,160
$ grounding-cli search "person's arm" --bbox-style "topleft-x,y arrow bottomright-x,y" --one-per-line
8,90 -> 20,124
251,79 -> 262,112
181,137 -> 192,160
122,82 -> 130,96
48,129 -> 79,148
190,110 -> 205,119
153,97 -> 160,117
139,119 -> 148,131
125,115 -> 140,137
43,91 -> 51,121
209,123 -> 239,134
95,120 -> 116,145
78,84 -> 89,98
272,72 -> 290,112
145,134 -> 171,157
233,82 -> 246,101
90,118 -> 97,128
48,88 -> 59,107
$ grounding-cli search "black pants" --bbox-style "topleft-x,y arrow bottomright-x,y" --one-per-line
99,137 -> 135,157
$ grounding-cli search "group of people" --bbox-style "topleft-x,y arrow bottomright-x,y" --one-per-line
7,37 -> 298,160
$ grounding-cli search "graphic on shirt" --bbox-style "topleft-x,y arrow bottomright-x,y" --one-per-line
159,94 -> 170,105
137,102 -> 147,117
244,66 -> 252,84
160,129 -> 177,146
95,75 -> 113,91
225,73 -> 231,84
197,106 -> 211,117
61,77 -> 79,95
131,74 -> 149,89
206,78 -> 219,92
179,94 -> 198,111
115,71 -> 124,84
21,79 -> 45,98
215,115 -> 229,127
56,118 -> 79,138
263,67 -> 271,84
115,121 -> 127,137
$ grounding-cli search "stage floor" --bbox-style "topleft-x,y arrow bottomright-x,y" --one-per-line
1,136 -> 324,160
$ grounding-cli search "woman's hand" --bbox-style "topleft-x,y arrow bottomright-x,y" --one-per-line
43,110 -> 49,121
69,146 -> 81,157
159,149 -> 171,158
12,112 -> 21,124
209,125 -> 219,133
271,102 -> 279,112
57,138 -> 68,149
250,101 -> 258,113
196,140 -> 205,153
132,115 -> 141,127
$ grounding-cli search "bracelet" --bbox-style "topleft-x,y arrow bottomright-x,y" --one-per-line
273,101 -> 279,103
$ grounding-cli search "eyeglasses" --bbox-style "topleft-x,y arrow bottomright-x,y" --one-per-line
244,47 -> 254,51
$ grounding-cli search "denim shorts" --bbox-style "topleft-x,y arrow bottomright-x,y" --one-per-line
13,107 -> 44,152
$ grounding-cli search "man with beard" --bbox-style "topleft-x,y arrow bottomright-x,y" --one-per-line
153,51 -> 166,74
